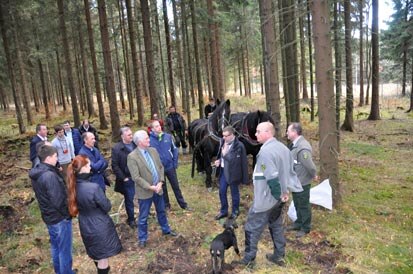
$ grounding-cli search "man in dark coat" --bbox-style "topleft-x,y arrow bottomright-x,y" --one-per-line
165,106 -> 188,154
79,132 -> 108,191
214,126 -> 248,220
79,119 -> 99,149
204,97 -> 217,118
29,123 -> 48,167
112,126 -> 137,228
29,145 -> 75,274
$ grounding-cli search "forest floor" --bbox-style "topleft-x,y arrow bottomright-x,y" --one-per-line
0,94 -> 412,274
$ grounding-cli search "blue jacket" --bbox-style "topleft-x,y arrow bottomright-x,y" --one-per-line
217,137 -> 248,185
65,127 -> 82,155
79,145 -> 108,190
149,131 -> 178,171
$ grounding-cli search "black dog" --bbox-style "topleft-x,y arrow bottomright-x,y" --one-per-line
210,218 -> 240,274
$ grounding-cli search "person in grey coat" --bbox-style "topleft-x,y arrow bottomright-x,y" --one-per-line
67,155 -> 122,274
287,122 -> 317,238
235,122 -> 303,267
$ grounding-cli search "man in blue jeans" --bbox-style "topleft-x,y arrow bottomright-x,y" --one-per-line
29,145 -> 75,273
112,126 -> 137,228
127,130 -> 177,248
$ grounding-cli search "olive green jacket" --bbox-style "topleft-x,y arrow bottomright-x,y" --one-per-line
127,147 -> 165,200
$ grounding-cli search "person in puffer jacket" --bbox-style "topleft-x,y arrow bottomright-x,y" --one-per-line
29,145 -> 76,274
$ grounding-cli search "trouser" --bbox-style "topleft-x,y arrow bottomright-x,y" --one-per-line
162,168 -> 188,209
243,203 -> 285,262
46,218 -> 75,274
137,194 -> 171,243
292,184 -> 311,232
123,179 -> 136,223
218,172 -> 240,215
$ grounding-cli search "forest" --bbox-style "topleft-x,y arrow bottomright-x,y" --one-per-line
0,0 -> 412,273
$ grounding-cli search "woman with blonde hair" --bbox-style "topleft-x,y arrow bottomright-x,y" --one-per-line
68,155 -> 121,273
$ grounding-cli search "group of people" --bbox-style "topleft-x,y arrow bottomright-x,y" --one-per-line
213,121 -> 317,267
29,101 -> 317,272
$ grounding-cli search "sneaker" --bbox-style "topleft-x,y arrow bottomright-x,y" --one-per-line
233,258 -> 255,268
266,254 -> 285,267
183,206 -> 194,212
163,230 -> 178,237
127,221 -> 137,229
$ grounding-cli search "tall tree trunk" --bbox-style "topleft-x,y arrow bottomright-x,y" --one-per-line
190,0 -> 204,119
56,50 -> 66,111
207,0 -> 220,99
237,51 -> 243,96
307,0 -> 315,122
278,0 -> 290,125
31,74 -> 40,112
365,19 -> 371,105
118,0 -> 133,119
281,0 -> 299,123
358,0 -> 364,106
163,0 -> 176,107
78,13 -> 95,118
401,1 -> 409,97
180,0 -> 191,119
57,0 -> 80,126
203,36 -> 212,98
368,0 -> 380,120
341,0 -> 354,131
310,0 -> 341,206
83,0 -> 108,129
182,0 -> 195,110
12,13 -> 33,125
172,0 -> 185,106
140,0 -> 159,116
259,0 -> 282,137
125,0 -> 144,125
0,2 -> 25,133
407,57 -> 413,112
97,0 -> 121,141
38,49 -> 50,120
333,0 -> 342,151
298,0 -> 308,101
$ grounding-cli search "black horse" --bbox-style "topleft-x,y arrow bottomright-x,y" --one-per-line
188,99 -> 231,189
230,110 -> 274,167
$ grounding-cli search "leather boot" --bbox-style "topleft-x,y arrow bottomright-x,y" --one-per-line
97,266 -> 110,274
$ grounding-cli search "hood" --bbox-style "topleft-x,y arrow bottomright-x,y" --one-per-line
29,163 -> 54,181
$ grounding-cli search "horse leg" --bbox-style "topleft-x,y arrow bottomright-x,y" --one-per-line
204,154 -> 213,189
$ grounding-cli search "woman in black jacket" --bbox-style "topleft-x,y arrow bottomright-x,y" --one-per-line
214,126 -> 248,220
68,155 -> 122,273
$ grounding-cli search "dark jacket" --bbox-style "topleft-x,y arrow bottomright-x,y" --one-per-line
29,163 -> 70,225
217,137 -> 248,185
65,127 -> 82,155
79,124 -> 99,148
165,113 -> 186,134
149,131 -> 178,171
76,179 -> 122,260
29,135 -> 43,164
78,146 -> 108,190
111,141 -> 136,192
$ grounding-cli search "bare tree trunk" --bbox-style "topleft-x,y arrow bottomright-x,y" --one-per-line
307,0 -> 315,122
407,57 -> 413,112
118,0 -> 133,119
298,0 -> 308,101
203,36 -> 212,98
56,50 -> 67,111
333,0 -> 342,151
358,0 -> 364,106
125,0 -> 144,125
310,0 -> 341,206
97,0 -> 121,141
84,0 -> 108,129
140,0 -> 159,116
259,0 -> 282,137
341,0 -> 354,131
401,2 -> 409,97
207,0 -> 220,99
163,0 -> 176,107
57,0 -> 80,126
237,52 -> 243,96
190,0 -> 204,119
172,0 -> 185,106
368,0 -> 380,120
0,2 -> 25,133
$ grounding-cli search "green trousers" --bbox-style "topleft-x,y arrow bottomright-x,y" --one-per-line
292,184 -> 311,232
